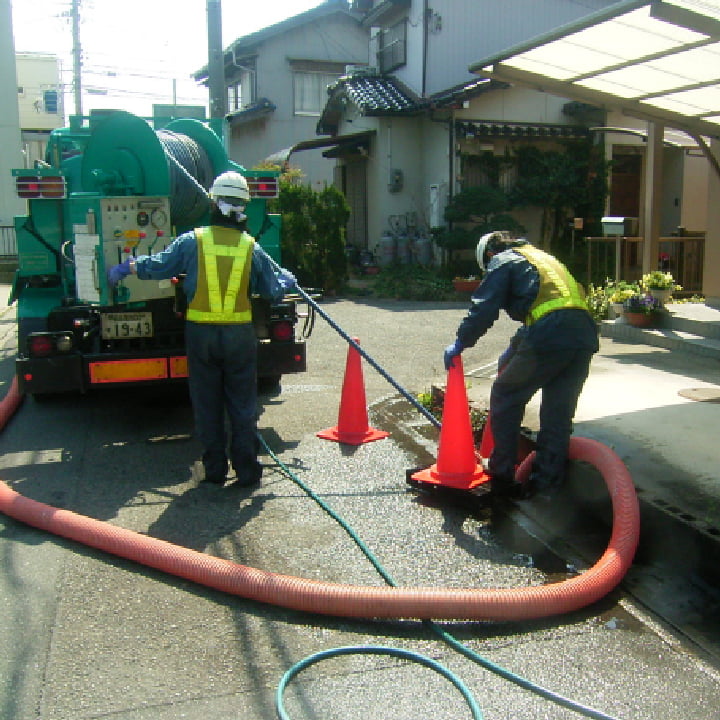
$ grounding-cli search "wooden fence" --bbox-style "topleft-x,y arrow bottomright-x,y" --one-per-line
585,234 -> 704,293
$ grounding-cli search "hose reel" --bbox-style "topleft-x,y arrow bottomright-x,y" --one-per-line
80,111 -> 231,232
157,129 -> 213,228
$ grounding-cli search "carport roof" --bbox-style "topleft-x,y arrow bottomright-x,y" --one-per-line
469,0 -> 720,140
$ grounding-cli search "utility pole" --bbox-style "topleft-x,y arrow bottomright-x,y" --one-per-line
207,0 -> 226,121
72,0 -> 82,116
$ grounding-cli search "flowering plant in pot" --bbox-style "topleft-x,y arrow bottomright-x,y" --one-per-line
607,281 -> 640,318
608,282 -> 640,304
623,293 -> 661,327
641,271 -> 681,305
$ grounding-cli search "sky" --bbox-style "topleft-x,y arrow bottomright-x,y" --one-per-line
10,0 -> 326,118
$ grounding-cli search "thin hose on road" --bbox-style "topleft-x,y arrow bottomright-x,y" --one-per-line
0,303 -> 636,718
276,646 -> 484,720
260,435 -> 622,720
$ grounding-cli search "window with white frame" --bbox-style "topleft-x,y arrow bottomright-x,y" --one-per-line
227,83 -> 242,112
294,70 -> 341,116
227,64 -> 255,111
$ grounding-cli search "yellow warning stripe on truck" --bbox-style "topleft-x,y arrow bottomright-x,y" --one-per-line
89,358 -> 169,384
169,356 -> 188,378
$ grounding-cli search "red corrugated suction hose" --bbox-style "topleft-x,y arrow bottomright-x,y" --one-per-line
0,377 -> 639,621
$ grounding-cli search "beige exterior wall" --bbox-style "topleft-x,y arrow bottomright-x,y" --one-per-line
1,0 -> 25,228
15,53 -> 63,169
681,151 -> 709,232
16,53 -> 63,131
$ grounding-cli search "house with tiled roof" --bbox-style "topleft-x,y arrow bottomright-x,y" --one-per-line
309,0 -> 710,291
193,0 -> 368,189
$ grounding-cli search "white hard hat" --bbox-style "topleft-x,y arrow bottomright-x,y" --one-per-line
475,232 -> 495,271
209,171 -> 250,203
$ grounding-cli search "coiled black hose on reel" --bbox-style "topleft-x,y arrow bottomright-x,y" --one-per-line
156,129 -> 214,228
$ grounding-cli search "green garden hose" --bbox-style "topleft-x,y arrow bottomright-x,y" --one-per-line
259,435 -> 620,720
276,646 -> 483,720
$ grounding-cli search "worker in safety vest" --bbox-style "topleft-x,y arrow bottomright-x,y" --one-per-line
443,231 -> 598,500
107,171 -> 296,487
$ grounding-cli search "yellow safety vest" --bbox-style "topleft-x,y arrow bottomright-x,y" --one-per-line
516,245 -> 588,325
186,226 -> 254,324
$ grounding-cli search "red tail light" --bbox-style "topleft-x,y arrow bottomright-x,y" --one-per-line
248,176 -> 279,199
28,335 -> 55,357
16,174 -> 66,199
27,332 -> 73,357
16,177 -> 41,198
271,320 -> 293,341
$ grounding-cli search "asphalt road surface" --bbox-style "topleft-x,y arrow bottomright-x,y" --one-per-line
1,298 -> 719,720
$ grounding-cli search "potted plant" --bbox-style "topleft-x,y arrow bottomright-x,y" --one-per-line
608,281 -> 640,318
452,274 -> 481,293
641,271 -> 681,306
623,293 -> 661,327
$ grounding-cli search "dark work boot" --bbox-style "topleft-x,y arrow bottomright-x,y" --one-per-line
230,460 -> 262,488
490,474 -> 523,499
523,473 -> 564,500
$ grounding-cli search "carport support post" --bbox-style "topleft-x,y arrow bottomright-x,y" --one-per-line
642,121 -> 664,275
703,138 -> 720,307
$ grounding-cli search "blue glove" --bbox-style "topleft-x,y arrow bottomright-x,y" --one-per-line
107,258 -> 132,287
443,340 -> 463,371
278,269 -> 297,291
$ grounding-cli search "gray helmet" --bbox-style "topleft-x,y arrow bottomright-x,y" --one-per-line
209,171 -> 250,203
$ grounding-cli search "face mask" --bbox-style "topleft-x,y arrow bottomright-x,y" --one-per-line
217,199 -> 247,222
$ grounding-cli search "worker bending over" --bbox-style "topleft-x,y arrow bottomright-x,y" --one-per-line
444,231 -> 598,499
108,171 -> 296,488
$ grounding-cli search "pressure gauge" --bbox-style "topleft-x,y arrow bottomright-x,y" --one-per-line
150,208 -> 168,229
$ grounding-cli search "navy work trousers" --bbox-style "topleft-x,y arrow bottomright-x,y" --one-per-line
488,344 -> 594,486
185,321 -> 261,483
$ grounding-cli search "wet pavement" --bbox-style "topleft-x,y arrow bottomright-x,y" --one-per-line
1,291 -> 720,719
459,302 -> 720,666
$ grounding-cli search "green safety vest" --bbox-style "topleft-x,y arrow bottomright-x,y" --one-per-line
516,245 -> 588,325
186,226 -> 254,324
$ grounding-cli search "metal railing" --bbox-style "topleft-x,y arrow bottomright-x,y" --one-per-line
0,226 -> 17,257
585,234 -> 704,293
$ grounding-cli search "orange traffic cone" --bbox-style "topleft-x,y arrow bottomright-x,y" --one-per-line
479,413 -> 494,461
411,355 -> 486,490
317,338 -> 389,445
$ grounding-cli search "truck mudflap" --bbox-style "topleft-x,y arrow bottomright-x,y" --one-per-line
257,339 -> 306,377
17,354 -> 85,395
17,340 -> 306,395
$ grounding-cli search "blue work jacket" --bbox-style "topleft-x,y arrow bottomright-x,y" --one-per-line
134,226 -> 285,305
456,246 -> 599,353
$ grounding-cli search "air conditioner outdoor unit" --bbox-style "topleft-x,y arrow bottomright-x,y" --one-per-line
344,65 -> 378,77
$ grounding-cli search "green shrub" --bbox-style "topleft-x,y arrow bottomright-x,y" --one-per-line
370,264 -> 457,301
278,182 -> 350,294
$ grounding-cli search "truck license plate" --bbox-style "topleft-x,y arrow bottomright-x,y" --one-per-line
101,312 -> 153,339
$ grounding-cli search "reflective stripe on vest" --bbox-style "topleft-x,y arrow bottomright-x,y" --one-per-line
186,227 -> 254,324
516,245 -> 588,325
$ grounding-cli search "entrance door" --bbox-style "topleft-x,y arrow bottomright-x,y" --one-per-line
342,158 -> 368,249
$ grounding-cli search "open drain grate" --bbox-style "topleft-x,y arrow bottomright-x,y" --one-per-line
637,488 -> 720,541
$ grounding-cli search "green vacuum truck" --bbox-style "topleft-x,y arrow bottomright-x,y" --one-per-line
10,109 -> 311,396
